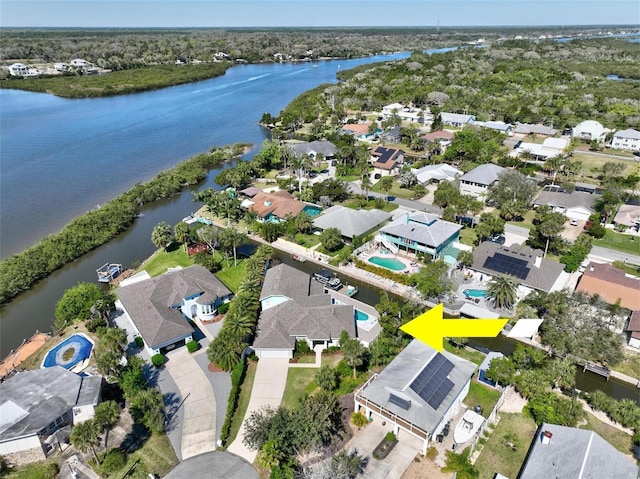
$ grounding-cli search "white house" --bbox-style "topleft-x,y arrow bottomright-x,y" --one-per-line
412,163 -> 462,185
459,164 -> 505,200
512,137 -> 569,161
533,186 -> 597,222
8,63 -> 29,77
572,120 -> 608,142
611,129 -> 640,151
475,121 -> 513,135
354,340 -> 477,454
381,103 -> 432,124
440,112 -> 475,128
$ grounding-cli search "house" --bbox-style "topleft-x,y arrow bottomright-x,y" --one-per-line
626,311 -> 640,350
459,164 -> 505,200
412,163 -> 462,185
440,112 -> 475,128
513,123 -> 558,137
518,423 -> 638,479
8,63 -> 29,77
380,125 -> 401,144
242,190 -> 308,222
478,351 -> 504,388
370,146 -> 404,176
574,181 -> 598,194
0,367 -> 102,465
354,339 -> 477,454
287,141 -> 338,161
381,103 -> 431,124
342,122 -> 378,141
575,262 -> 640,310
611,128 -> 640,151
572,120 -> 608,142
116,265 -> 232,355
381,103 -> 405,118
253,264 -> 360,359
475,121 -> 513,135
613,199 -> 640,232
378,212 -> 462,259
311,205 -> 391,241
532,186 -> 597,222
512,137 -> 569,161
421,130 -> 454,154
470,242 -> 569,294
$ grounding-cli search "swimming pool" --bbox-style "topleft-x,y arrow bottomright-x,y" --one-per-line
355,310 -> 369,322
302,205 -> 322,217
464,289 -> 487,298
368,256 -> 406,272
43,333 -> 94,370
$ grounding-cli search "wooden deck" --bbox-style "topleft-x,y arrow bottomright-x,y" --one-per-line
0,332 -> 50,379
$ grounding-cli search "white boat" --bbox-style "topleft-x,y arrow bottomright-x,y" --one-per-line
453,410 -> 484,445
313,269 -> 342,290
182,214 -> 198,225
96,263 -> 123,283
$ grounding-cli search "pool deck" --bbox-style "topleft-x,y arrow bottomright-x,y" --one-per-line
0,332 -> 51,379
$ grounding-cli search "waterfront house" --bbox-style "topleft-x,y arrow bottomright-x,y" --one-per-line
116,265 -> 232,355
469,242 -> 569,294
242,190 -> 309,222
625,311 -> 640,350
370,145 -> 404,177
459,164 -> 505,201
532,186 -> 597,222
252,264 -> 361,359
7,63 -> 30,77
611,128 -> 640,151
412,163 -> 462,185
572,120 -> 608,142
440,112 -> 475,128
377,212 -> 462,259
311,205 -> 391,242
0,367 -> 102,465
287,140 -> 338,162
575,262 -> 640,310
354,339 -> 477,455
518,423 -> 638,479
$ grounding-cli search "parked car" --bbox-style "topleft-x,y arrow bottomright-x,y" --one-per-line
386,195 -> 396,202
374,173 -> 382,179
488,234 -> 506,245
570,218 -> 579,226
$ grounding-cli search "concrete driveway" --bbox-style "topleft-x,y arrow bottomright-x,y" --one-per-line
164,451 -> 258,479
344,419 -> 421,479
226,357 -> 290,463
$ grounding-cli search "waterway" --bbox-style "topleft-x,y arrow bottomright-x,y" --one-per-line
1,47 -> 639,403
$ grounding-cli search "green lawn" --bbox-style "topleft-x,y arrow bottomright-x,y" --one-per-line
371,179 -> 415,199
474,413 -> 538,479
120,433 -> 179,479
214,258 -> 248,293
223,359 -> 258,448
593,230 -> 640,256
458,227 -> 478,247
463,380 -> 502,418
341,198 -> 399,212
612,260 -> 640,276
281,354 -> 344,409
443,340 -> 485,365
579,412 -> 636,456
141,243 -> 194,277
3,459 -> 59,479
507,210 -> 536,231
612,351 -> 640,380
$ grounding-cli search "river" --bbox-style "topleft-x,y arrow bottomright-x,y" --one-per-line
1,48 -> 638,403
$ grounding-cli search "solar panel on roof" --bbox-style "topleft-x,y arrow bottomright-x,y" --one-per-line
483,253 -> 530,280
409,353 -> 455,409
389,393 -> 411,410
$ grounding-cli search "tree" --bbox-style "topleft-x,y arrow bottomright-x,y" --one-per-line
457,250 -> 474,269
485,357 -> 517,386
487,273 -> 519,310
173,221 -> 190,251
320,227 -> 343,252
379,176 -> 394,200
475,212 -> 505,243
70,419 -> 101,465
315,365 -> 338,392
442,447 -> 478,479
130,388 -> 165,433
292,153 -> 313,194
93,401 -> 121,450
412,260 -> 452,299
360,174 -> 372,199
96,327 -> 128,377
488,170 -> 537,218
542,154 -> 566,185
399,171 -> 417,189
550,358 -> 576,390
533,207 -> 567,257
197,224 -> 220,255
293,211 -> 313,234
220,228 -> 246,267
54,283 -> 115,330
341,337 -> 366,378
257,439 -> 284,471
151,221 -> 172,251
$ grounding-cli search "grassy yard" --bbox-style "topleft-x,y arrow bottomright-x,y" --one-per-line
2,459 -> 59,479
116,433 -> 178,479
612,351 -> 640,380
474,412 -> 538,479
139,243 -> 194,277
223,359 -> 258,448
213,258 -> 247,293
570,153 -> 638,184
579,411 -> 636,456
507,209 -> 536,231
463,380 -> 502,419
371,179 -> 415,199
612,260 -> 640,276
443,341 -> 485,366
341,198 -> 399,213
281,354 -> 344,409
458,227 -> 478,247
593,229 -> 640,256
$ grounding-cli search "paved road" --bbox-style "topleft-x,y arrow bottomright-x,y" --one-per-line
164,451 -> 258,479
590,245 -> 640,266
348,180 -> 442,215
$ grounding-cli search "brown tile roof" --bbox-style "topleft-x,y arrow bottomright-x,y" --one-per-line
576,262 -> 640,310
371,145 -> 403,171
627,311 -> 640,332
421,130 -> 454,142
342,122 -> 372,135
249,190 -> 306,220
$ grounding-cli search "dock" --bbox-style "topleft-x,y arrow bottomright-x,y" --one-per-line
97,263 -> 123,283
0,332 -> 50,380
583,361 -> 611,379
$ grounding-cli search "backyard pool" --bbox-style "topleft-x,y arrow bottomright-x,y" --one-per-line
464,289 -> 488,298
302,205 -> 322,217
368,256 -> 406,271
42,333 -> 94,370
355,310 -> 369,322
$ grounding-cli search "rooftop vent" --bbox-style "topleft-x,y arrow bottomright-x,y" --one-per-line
541,430 -> 553,445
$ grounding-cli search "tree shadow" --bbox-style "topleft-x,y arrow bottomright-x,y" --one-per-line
162,392 -> 184,433
119,423 -> 151,455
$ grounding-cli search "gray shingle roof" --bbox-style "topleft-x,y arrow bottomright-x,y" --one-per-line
513,123 -> 558,136
254,264 -> 356,349
533,190 -> 597,211
117,265 -> 231,349
380,212 -> 462,249
312,205 -> 391,239
0,367 -> 101,442
519,423 -> 639,479
459,164 -> 505,186
289,141 -> 338,158
357,340 -> 476,435
613,128 -> 640,140
441,112 -> 475,124
470,242 -> 565,292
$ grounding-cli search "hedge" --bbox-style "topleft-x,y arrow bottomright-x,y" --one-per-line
186,340 -> 200,353
219,358 -> 248,445
151,354 -> 166,368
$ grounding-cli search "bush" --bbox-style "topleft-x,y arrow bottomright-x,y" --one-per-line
193,252 -> 220,272
134,336 -> 144,347
217,302 -> 230,315
100,448 -> 127,474
151,354 -> 166,368
351,411 -> 369,428
294,339 -> 311,358
385,431 -> 397,442
426,446 -> 438,461
86,317 -> 107,333
186,340 -> 200,353
219,359 -> 248,444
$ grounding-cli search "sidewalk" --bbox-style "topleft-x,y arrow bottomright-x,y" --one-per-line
226,357 -> 290,463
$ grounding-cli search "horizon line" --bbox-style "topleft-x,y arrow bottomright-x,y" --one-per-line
2,24 -> 639,29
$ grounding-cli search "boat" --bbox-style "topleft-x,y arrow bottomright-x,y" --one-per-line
96,263 -> 123,283
292,253 -> 307,263
344,285 -> 358,297
182,213 -> 198,225
453,410 -> 484,445
313,269 -> 342,290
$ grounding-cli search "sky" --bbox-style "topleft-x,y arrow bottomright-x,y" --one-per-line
2,0 -> 639,28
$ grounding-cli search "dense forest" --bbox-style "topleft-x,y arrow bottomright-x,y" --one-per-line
276,37 -> 640,130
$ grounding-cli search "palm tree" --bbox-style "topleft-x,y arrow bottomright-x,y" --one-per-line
341,337 -> 365,379
379,176 -> 394,201
360,173 -> 372,200
457,250 -> 474,270
174,221 -> 190,251
550,358 -> 576,390
543,154 -> 566,185
487,273 -> 519,310
151,221 -> 172,251
70,420 -> 101,465
93,401 -> 121,450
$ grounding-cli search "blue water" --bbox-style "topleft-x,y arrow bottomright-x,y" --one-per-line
42,333 -> 94,369
368,256 -> 406,271
302,205 -> 321,217
464,289 -> 487,298
355,310 -> 369,322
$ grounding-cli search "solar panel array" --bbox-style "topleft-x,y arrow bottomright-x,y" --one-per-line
483,253 -> 530,280
389,393 -> 411,410
409,354 -> 455,410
